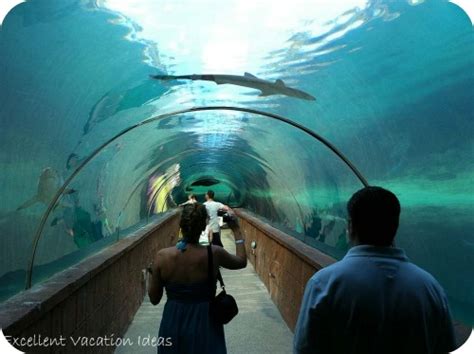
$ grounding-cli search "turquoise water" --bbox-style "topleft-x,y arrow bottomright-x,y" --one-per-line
0,0 -> 473,325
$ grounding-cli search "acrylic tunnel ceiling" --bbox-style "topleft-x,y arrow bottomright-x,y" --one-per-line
0,0 -> 473,324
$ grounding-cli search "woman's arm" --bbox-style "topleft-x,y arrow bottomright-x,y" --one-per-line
208,226 -> 213,243
148,252 -> 164,305
215,216 -> 247,269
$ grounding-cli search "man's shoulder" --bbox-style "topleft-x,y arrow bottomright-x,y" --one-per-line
402,261 -> 444,289
308,254 -> 381,284
308,260 -> 347,284
204,200 -> 223,207
310,255 -> 444,292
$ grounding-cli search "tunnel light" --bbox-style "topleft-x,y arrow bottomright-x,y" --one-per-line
0,0 -> 24,26
102,0 -> 368,73
449,0 -> 474,25
452,328 -> 474,353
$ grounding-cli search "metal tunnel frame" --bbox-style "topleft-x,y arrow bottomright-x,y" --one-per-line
25,105 -> 370,289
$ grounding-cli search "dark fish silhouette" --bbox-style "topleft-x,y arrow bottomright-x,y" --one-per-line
191,178 -> 221,187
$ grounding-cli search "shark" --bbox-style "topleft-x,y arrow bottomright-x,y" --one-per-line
16,168 -> 75,211
150,72 -> 316,101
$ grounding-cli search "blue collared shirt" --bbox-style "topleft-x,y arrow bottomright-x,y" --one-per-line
294,245 -> 456,354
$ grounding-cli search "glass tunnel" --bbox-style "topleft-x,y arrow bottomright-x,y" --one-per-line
0,0 -> 473,329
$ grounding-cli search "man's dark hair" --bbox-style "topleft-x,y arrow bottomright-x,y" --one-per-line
347,186 -> 401,246
207,190 -> 215,199
180,203 -> 208,242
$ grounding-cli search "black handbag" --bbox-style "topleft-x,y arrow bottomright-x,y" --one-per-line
207,245 -> 238,324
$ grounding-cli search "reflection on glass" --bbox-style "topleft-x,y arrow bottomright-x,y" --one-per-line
147,163 -> 181,215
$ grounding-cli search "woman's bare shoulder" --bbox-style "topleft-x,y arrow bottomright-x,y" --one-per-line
154,246 -> 178,261
162,245 -> 178,252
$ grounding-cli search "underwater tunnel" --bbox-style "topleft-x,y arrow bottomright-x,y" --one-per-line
0,0 -> 473,351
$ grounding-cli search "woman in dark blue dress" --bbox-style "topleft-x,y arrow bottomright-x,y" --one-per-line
148,203 -> 247,354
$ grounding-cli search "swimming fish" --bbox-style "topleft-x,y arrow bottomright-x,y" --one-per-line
191,177 -> 221,187
83,81 -> 164,135
16,167 -> 75,211
150,72 -> 316,101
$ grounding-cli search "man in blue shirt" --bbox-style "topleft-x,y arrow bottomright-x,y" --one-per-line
294,186 -> 457,354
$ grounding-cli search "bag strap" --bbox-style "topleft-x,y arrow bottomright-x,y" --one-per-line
207,245 -> 225,291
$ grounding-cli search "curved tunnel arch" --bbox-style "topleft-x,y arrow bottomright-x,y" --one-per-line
26,105 -> 369,289
0,0 -> 471,331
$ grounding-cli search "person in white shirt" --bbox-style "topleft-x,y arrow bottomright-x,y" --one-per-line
203,190 -> 230,247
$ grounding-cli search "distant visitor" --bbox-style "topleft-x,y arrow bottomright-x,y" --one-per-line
204,190 -> 230,248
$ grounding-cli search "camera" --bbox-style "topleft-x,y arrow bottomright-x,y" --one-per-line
217,209 -> 235,224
